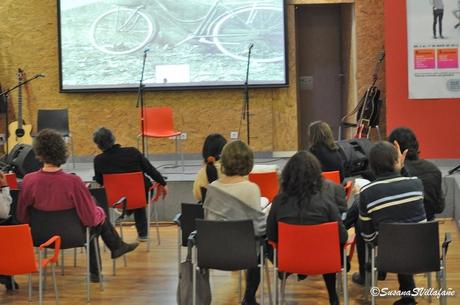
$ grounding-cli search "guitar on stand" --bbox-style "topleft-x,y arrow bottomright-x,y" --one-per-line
341,52 -> 385,139
7,69 -> 32,152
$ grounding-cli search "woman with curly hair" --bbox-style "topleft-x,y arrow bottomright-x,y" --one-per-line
267,151 -> 347,305
17,129 -> 138,282
192,133 -> 227,202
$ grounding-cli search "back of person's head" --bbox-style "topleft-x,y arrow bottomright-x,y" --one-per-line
220,140 -> 253,177
388,127 -> 419,161
202,133 -> 227,184
281,151 -> 323,200
369,141 -> 398,177
93,127 -> 116,151
34,129 -> 68,166
308,120 -> 338,150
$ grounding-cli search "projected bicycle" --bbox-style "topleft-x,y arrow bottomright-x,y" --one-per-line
90,0 -> 283,63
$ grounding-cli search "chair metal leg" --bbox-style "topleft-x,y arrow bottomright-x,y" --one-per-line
119,224 -> 128,267
260,245 -> 265,305
147,203 -> 151,252
28,274 -> 32,301
112,258 -> 116,276
371,247 -> 376,305
153,203 -> 161,245
51,264 -> 60,305
73,248 -> 77,267
280,273 -> 287,305
177,136 -> 185,173
43,249 -> 48,290
264,264 -> 273,305
343,248 -> 349,305
61,250 -> 65,275
192,246 -> 197,305
427,272 -> 432,303
69,135 -> 75,169
364,244 -> 370,301
86,229 -> 91,303
93,238 -> 104,291
39,251 -> 43,305
177,227 -> 182,276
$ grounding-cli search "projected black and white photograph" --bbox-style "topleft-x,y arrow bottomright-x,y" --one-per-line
59,0 -> 287,90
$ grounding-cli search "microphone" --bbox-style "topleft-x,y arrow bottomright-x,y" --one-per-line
144,48 -> 150,53
248,43 -> 254,50
34,74 -> 46,78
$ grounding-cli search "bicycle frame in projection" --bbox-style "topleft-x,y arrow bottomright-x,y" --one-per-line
58,0 -> 288,91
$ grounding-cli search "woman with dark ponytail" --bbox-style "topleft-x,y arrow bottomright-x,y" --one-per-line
193,133 -> 227,201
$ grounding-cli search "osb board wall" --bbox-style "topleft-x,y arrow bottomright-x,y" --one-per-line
0,0 -> 384,157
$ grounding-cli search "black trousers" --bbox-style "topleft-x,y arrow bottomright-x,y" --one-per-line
433,9 -> 444,37
132,207 -> 148,237
398,274 -> 416,300
89,220 -> 123,275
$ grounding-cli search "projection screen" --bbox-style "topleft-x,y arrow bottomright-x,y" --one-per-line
58,0 -> 288,91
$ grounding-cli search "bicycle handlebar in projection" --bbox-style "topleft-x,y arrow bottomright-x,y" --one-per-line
58,0 -> 288,91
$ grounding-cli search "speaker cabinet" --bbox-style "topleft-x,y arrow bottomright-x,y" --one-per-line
6,144 -> 42,178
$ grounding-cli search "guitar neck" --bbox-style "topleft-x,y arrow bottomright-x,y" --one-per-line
17,80 -> 23,128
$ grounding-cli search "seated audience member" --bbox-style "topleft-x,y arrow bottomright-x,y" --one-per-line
359,141 -> 426,305
0,172 -> 17,291
308,121 -> 345,181
389,127 -> 445,220
203,140 -> 265,305
193,133 -> 227,202
17,129 -> 138,282
267,151 -> 347,305
93,127 -> 168,241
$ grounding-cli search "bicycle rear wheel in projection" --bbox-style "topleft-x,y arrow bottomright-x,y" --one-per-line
90,7 -> 158,55
212,6 -> 284,63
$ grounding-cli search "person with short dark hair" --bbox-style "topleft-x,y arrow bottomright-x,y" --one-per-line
92,127 -> 168,242
359,141 -> 426,305
308,121 -> 345,181
267,151 -> 347,305
193,133 -> 227,202
389,127 -> 445,220
17,129 -> 138,282
203,140 -> 264,305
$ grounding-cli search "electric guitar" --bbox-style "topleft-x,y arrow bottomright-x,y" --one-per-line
7,69 -> 32,152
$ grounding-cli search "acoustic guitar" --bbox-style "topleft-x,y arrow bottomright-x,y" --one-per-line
7,68 -> 32,152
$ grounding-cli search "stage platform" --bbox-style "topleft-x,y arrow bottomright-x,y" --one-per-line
66,156 -> 460,225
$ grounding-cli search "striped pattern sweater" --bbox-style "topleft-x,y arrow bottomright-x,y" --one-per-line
358,173 -> 426,243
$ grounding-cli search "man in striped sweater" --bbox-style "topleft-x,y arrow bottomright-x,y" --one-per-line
359,141 -> 426,305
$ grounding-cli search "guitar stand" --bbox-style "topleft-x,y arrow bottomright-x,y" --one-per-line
338,122 -> 382,141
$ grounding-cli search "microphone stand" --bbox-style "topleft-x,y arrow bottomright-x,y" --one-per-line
136,50 -> 149,156
0,74 -> 44,158
242,44 -> 253,145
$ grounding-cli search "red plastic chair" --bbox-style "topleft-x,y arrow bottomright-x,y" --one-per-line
269,222 -> 349,305
343,180 -> 353,201
0,224 -> 61,305
4,172 -> 18,189
140,107 -> 183,170
322,170 -> 341,184
248,171 -> 279,203
103,172 -> 160,255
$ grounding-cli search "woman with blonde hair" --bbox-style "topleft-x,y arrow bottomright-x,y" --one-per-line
308,120 -> 345,181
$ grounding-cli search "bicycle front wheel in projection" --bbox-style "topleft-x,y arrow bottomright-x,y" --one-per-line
212,6 -> 284,63
90,7 -> 157,55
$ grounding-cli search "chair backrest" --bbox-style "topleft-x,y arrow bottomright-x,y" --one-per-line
322,171 -> 341,184
378,222 -> 440,274
0,224 -> 38,275
180,203 -> 204,247
29,208 -> 86,249
278,221 -> 341,275
248,171 -> 279,203
37,109 -> 70,136
4,173 -> 18,189
143,107 -> 175,135
196,219 -> 258,271
103,172 -> 147,210
343,180 -> 353,201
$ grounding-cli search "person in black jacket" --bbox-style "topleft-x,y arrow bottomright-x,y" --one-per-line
267,151 -> 347,305
93,127 -> 168,241
389,127 -> 445,220
308,121 -> 345,182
